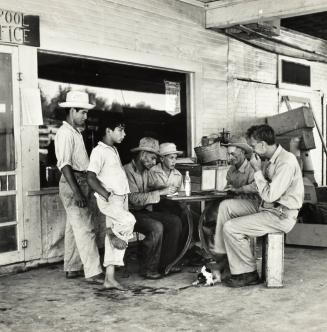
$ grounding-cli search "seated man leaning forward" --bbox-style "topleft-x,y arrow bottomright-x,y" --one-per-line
124,138 -> 183,279
208,136 -> 258,253
223,136 -> 258,197
87,113 -> 136,290
212,124 -> 304,287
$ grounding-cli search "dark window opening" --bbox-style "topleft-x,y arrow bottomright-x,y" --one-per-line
281,60 -> 311,87
38,52 -> 187,188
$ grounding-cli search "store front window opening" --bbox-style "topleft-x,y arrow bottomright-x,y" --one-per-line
38,52 -> 188,188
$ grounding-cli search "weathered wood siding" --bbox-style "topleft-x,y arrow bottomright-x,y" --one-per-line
227,36 -> 327,185
0,0 -> 229,142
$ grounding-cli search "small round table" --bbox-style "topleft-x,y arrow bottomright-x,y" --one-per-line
163,191 -> 227,275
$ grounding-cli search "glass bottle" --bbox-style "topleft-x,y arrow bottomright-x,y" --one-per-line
184,171 -> 191,197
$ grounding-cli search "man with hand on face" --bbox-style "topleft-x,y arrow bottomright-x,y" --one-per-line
55,91 -> 103,284
212,124 -> 303,287
124,138 -> 183,279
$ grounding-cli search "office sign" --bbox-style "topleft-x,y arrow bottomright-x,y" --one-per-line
0,9 -> 40,47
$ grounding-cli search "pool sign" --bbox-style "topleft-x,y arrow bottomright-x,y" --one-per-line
0,9 -> 39,47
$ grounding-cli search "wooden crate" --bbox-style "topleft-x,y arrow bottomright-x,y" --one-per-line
176,163 -> 229,192
262,233 -> 284,288
267,106 -> 315,135
286,223 -> 327,247
286,186 -> 327,247
276,128 -> 315,150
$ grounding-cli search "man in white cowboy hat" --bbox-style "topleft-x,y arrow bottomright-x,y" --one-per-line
124,138 -> 183,279
210,135 -> 258,277
55,90 -> 103,283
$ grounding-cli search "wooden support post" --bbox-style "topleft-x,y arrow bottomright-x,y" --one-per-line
262,233 -> 284,288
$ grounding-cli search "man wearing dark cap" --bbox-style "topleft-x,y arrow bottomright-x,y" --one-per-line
124,137 -> 183,279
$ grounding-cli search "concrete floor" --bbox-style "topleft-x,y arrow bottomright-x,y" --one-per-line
1,247 -> 327,332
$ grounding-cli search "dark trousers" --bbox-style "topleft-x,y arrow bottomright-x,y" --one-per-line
153,200 -> 189,250
133,210 -> 182,274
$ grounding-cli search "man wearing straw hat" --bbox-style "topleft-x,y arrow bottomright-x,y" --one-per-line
213,125 -> 303,287
210,135 -> 258,275
223,136 -> 258,195
55,90 -> 103,284
124,138 -> 183,279
148,142 -> 184,192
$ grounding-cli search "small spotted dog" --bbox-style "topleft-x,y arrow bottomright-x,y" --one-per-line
192,266 -> 221,286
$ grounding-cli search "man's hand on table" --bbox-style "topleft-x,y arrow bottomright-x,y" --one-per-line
159,186 -> 176,196
224,185 -> 242,194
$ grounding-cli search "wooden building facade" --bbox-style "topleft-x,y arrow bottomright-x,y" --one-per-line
0,0 -> 327,271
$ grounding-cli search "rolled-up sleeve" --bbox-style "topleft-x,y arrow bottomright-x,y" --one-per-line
87,148 -> 103,176
241,168 -> 258,193
125,167 -> 160,209
55,131 -> 74,171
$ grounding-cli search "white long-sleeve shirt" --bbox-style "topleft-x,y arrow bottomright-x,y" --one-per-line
254,145 -> 304,210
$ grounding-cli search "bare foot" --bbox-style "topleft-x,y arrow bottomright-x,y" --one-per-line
103,278 -> 127,290
107,231 -> 128,250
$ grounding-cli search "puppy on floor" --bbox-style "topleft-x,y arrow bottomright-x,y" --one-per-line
192,265 -> 221,286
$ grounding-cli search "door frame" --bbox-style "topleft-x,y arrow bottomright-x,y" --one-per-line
0,44 -> 24,266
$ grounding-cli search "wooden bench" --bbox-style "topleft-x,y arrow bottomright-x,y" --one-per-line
261,232 -> 284,288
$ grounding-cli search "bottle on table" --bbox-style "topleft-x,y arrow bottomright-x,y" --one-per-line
184,171 -> 191,197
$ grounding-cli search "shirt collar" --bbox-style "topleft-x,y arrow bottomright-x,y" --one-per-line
131,159 -> 143,175
237,159 -> 248,173
63,121 -> 82,134
98,141 -> 116,151
156,163 -> 180,176
269,145 -> 283,164
155,163 -> 165,174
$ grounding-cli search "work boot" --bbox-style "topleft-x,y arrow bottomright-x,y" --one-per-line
224,271 -> 261,288
85,273 -> 105,284
141,271 -> 162,280
65,271 -> 84,279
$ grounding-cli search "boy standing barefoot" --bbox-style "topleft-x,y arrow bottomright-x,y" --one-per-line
87,113 -> 135,290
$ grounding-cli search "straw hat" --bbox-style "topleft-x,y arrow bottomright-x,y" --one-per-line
159,143 -> 183,156
223,136 -> 252,154
59,91 -> 95,110
130,137 -> 160,155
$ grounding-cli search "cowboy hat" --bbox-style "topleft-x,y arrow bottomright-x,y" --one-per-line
130,137 -> 160,155
223,135 -> 252,154
59,91 -> 95,110
159,143 -> 183,156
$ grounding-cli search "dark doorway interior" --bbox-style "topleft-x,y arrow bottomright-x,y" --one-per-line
38,52 -> 188,186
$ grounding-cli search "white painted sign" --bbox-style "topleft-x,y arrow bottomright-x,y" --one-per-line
165,81 -> 181,116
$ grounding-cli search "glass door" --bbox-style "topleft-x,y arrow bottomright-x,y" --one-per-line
0,45 -> 23,265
